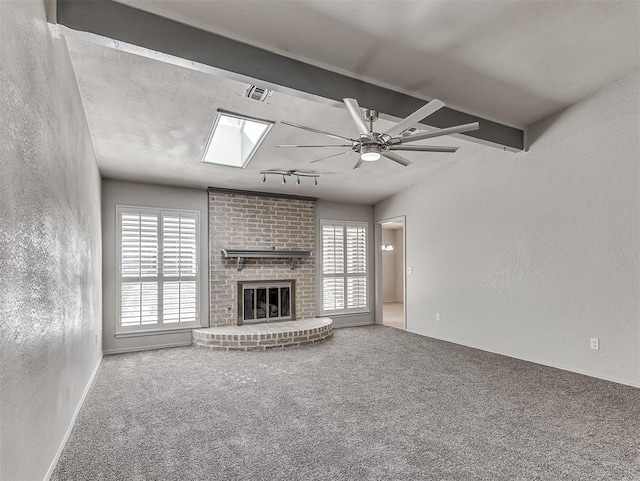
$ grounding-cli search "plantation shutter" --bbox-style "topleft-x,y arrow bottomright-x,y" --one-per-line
118,206 -> 199,332
322,223 -> 345,311
321,220 -> 367,313
346,224 -> 367,309
162,213 -> 198,324
120,211 -> 159,327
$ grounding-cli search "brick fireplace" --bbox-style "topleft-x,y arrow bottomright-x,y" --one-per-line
208,189 -> 316,327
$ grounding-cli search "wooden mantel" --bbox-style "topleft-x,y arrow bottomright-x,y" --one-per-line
221,249 -> 311,271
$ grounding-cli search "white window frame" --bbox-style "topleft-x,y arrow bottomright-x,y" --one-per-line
320,219 -> 369,315
116,205 -> 200,333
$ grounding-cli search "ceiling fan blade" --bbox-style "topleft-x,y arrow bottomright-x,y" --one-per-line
343,98 -> 371,136
309,150 -> 352,164
353,157 -> 364,169
388,145 -> 458,153
382,151 -> 412,167
393,122 -> 479,144
277,144 -> 353,148
281,121 -> 355,142
384,99 -> 445,138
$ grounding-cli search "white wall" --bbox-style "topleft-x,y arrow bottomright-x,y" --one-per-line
101,179 -> 209,354
382,229 -> 397,302
375,71 -> 640,387
316,200 -> 375,328
0,1 -> 103,479
394,229 -> 404,303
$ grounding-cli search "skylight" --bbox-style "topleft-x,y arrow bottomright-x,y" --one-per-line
201,110 -> 273,168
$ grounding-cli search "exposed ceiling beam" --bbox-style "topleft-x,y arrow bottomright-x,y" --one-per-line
56,0 -> 524,152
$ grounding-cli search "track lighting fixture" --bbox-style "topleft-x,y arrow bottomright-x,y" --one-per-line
260,169 -> 320,187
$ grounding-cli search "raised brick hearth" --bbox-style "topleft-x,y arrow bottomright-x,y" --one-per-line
192,318 -> 332,351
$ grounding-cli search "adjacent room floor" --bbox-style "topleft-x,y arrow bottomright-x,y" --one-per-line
52,326 -> 640,481
382,302 -> 404,330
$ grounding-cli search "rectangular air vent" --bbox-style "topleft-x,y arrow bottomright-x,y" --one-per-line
245,85 -> 272,102
401,127 -> 419,137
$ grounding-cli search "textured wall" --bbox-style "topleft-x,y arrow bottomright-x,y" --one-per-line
102,179 -> 209,354
209,191 -> 316,326
375,70 -> 640,387
0,1 -> 103,479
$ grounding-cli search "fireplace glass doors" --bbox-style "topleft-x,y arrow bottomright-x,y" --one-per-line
239,280 -> 294,325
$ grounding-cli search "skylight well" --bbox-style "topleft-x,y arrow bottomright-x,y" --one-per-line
201,110 -> 273,168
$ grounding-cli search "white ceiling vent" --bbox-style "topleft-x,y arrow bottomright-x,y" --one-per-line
244,85 -> 273,103
400,127 -> 419,137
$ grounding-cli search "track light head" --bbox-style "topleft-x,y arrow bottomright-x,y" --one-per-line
262,174 -> 266,183
296,176 -> 301,185
282,175 -> 286,184
313,177 -> 318,186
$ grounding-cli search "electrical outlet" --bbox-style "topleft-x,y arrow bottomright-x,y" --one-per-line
407,266 -> 414,274
590,338 -> 599,350
435,313 -> 441,322
95,334 -> 98,345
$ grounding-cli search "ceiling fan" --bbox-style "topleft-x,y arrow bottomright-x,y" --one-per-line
277,98 -> 480,168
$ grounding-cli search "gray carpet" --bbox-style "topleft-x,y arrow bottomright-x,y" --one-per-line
52,326 -> 640,480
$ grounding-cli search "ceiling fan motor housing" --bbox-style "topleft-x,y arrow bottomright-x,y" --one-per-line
360,143 -> 382,161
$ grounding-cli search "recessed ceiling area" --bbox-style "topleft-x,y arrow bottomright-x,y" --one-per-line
66,37 -> 487,204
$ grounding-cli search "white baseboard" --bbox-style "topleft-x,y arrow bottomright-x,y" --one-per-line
503,353 -> 640,388
333,320 -> 375,329
44,353 -> 103,481
412,331 -> 640,389
103,341 -> 192,355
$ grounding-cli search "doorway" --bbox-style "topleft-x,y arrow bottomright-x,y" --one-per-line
380,218 -> 405,330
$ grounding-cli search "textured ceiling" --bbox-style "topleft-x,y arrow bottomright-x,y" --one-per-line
66,0 -> 639,205
115,0 -> 640,128
67,38 -> 486,204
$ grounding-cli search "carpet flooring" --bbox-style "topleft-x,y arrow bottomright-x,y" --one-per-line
52,326 -> 640,480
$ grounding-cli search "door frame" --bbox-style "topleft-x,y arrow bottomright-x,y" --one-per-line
375,216 -> 406,330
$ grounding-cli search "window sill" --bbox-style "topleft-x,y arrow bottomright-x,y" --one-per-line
115,326 -> 203,338
320,309 -> 370,318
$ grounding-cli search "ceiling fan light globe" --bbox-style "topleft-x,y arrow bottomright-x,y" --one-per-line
361,152 -> 381,162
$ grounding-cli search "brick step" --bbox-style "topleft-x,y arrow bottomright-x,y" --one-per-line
192,317 -> 333,351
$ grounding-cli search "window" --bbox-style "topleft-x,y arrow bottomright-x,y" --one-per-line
321,220 -> 368,314
117,206 -> 200,333
201,110 -> 273,168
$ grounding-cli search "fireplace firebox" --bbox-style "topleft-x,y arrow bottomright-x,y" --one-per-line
237,280 -> 295,325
